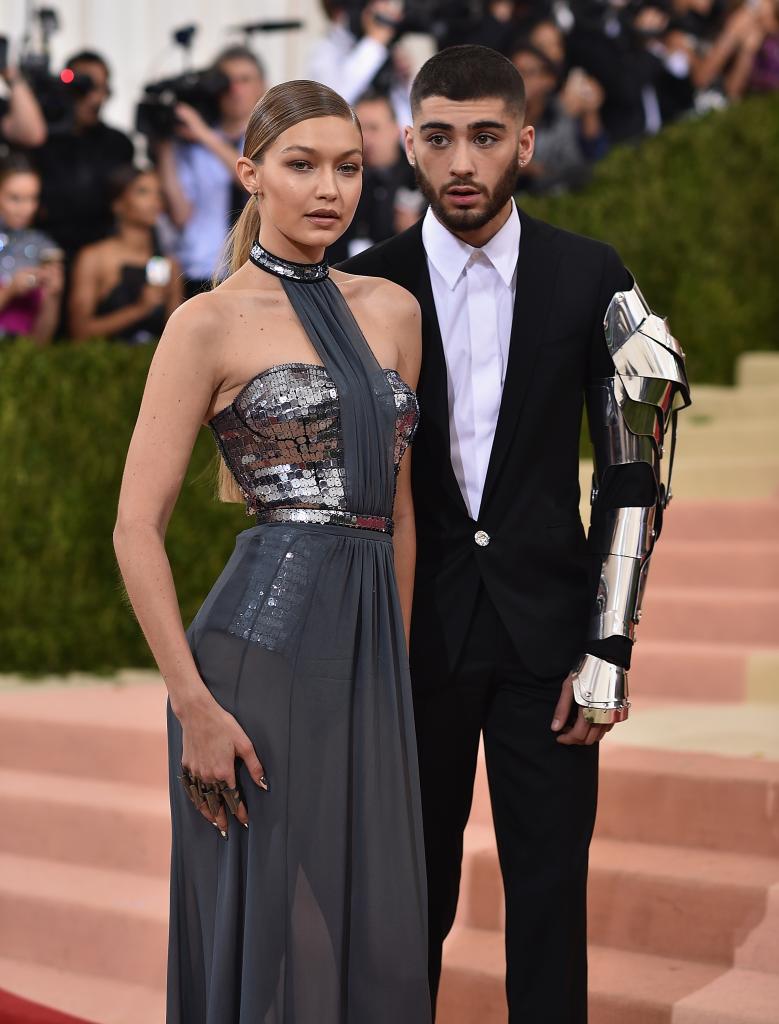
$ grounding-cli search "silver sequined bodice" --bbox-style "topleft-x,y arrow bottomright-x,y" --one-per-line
210,362 -> 419,516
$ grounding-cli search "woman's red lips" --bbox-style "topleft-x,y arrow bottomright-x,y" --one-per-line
306,209 -> 340,218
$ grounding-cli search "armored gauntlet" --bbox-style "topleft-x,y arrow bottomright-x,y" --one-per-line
572,281 -> 691,724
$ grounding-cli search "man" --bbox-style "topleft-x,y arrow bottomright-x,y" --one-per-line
341,45 -> 689,1022
308,0 -> 412,125
0,59 -> 47,149
328,89 -> 421,262
155,46 -> 266,297
32,50 -> 134,258
30,50 -> 133,339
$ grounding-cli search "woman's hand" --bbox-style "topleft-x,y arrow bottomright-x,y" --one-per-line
178,691 -> 268,836
7,267 -> 40,297
138,282 -> 167,313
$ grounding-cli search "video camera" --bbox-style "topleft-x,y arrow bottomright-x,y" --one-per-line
0,7 -> 97,132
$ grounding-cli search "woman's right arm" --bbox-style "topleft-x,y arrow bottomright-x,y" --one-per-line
114,296 -> 266,832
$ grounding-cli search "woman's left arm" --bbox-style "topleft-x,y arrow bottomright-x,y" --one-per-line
390,288 -> 422,650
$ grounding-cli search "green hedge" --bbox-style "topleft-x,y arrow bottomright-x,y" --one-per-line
524,94 -> 779,385
0,340 -> 246,675
2,95 -> 777,675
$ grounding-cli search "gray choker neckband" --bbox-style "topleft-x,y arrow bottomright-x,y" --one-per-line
249,242 -> 329,283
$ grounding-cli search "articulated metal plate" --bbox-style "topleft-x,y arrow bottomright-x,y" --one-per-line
571,653 -> 630,724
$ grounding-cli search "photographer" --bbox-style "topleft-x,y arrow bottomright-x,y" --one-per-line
31,50 -> 134,259
308,1 -> 412,122
154,46 -> 266,297
0,58 -> 47,149
329,89 -> 421,260
69,165 -> 182,344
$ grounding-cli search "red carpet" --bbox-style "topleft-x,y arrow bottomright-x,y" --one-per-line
0,990 -> 95,1024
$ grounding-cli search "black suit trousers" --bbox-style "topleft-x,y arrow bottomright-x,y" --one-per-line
413,582 -> 598,1023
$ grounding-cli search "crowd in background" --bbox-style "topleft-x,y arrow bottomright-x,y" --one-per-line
0,0 -> 776,345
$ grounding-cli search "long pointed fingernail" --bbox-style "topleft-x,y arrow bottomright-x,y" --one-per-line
211,821 -> 219,828
242,822 -> 249,829
259,776 -> 269,791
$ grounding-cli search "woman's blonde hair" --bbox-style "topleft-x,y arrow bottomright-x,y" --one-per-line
214,80 -> 361,504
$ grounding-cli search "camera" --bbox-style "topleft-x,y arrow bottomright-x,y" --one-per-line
136,68 -> 230,139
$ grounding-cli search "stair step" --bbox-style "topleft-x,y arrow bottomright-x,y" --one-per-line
670,455 -> 779,501
660,501 -> 779,543
597,747 -> 779,856
641,586 -> 779,646
736,353 -> 779,388
693,382 -> 779,417
679,420 -> 779,457
457,826 -> 779,966
651,541 -> 779,590
0,682 -> 167,783
0,852 -> 167,988
470,746 -> 779,857
0,768 -> 170,876
629,640 -> 756,703
438,927 -> 726,1024
0,957 -> 164,1024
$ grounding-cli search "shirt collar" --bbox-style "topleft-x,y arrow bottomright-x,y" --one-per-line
422,198 -> 520,291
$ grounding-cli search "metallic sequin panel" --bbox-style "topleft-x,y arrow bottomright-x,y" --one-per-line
227,530 -> 312,651
210,363 -> 419,517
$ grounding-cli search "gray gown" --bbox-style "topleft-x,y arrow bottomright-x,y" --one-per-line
165,245 -> 430,1024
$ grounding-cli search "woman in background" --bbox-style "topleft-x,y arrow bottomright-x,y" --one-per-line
0,153 -> 63,344
69,165 -> 182,343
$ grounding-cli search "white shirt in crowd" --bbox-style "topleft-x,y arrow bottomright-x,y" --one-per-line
306,22 -> 412,128
421,200 -> 521,521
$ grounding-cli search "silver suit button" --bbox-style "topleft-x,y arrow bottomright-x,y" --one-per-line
474,530 -> 490,547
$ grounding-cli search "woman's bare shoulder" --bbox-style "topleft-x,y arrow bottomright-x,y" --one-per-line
333,269 -> 420,321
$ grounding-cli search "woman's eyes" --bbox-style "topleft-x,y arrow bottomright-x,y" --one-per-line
287,161 -> 361,174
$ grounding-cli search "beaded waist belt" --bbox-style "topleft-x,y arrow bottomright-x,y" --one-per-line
256,507 -> 394,535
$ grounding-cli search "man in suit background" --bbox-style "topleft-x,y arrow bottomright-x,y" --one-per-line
341,44 -> 688,1022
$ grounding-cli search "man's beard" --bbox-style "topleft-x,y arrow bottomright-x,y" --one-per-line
413,156 -> 520,234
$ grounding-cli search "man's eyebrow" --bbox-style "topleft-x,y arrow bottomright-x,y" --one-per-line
280,145 -> 363,158
418,120 -> 508,132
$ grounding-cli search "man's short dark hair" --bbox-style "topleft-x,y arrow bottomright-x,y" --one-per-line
65,50 -> 110,75
212,45 -> 266,79
355,89 -> 397,119
410,45 -> 525,118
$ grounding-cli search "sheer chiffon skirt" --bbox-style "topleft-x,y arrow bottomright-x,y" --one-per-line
165,521 -> 431,1024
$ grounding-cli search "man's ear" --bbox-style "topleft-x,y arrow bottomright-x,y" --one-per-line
403,125 -> 415,167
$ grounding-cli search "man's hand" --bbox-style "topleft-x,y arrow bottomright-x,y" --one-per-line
362,0 -> 404,46
551,673 -> 614,745
174,103 -> 214,146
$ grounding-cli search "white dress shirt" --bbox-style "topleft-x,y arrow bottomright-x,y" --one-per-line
422,201 -> 521,520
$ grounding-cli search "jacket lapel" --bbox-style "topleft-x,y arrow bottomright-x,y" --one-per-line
390,223 -> 470,517
480,209 -> 562,512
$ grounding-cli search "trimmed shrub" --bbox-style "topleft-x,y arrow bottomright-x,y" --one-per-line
0,340 -> 246,675
524,94 -> 779,384
1,95 -> 777,675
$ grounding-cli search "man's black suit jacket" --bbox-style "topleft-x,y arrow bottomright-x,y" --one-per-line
340,209 -> 632,685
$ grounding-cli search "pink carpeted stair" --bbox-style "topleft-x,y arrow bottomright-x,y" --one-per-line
0,420 -> 777,1024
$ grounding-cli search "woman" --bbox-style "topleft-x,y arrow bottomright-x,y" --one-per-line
0,152 -> 64,344
69,165 -> 182,343
113,81 -> 429,1023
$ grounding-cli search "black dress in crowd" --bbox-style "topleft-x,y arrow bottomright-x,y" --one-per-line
165,245 -> 430,1024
